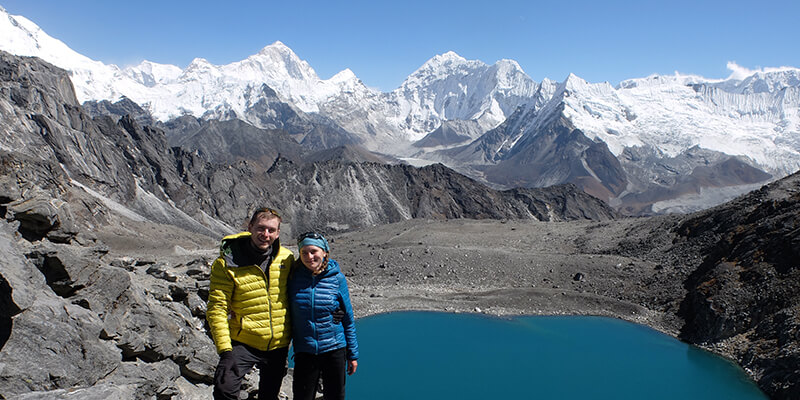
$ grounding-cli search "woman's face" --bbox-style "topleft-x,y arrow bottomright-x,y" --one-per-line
300,245 -> 327,271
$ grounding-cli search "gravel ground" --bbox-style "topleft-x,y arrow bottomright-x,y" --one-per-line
325,218 -> 689,337
95,216 -> 693,337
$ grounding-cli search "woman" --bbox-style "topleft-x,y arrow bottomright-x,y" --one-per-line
289,232 -> 359,400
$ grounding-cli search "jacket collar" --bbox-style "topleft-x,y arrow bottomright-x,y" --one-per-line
220,233 -> 281,268
296,258 -> 340,278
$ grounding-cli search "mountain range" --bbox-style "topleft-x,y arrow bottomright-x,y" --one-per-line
1,6 -> 799,215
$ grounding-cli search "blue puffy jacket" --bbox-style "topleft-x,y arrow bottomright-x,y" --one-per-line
289,259 -> 359,360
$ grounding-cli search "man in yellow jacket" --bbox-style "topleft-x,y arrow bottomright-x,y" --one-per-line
206,207 -> 295,400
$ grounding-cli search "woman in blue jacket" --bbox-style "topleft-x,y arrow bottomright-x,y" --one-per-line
289,232 -> 359,400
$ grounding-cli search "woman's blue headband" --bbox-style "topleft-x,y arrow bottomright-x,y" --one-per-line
297,232 -> 329,252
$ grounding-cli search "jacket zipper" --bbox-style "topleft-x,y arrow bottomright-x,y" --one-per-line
311,273 -> 319,354
263,263 -> 274,350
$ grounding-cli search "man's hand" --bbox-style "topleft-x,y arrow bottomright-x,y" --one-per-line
214,350 -> 238,386
332,307 -> 345,324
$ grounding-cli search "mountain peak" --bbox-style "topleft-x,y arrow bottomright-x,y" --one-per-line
187,57 -> 213,67
561,73 -> 590,90
427,51 -> 468,67
438,51 -> 465,61
258,40 -> 293,55
252,42 -> 316,76
494,58 -> 524,72
407,51 -> 483,83
181,57 -> 220,80
330,68 -> 357,83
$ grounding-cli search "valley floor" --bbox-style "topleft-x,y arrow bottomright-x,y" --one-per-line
330,218 -> 688,338
99,216 -> 690,338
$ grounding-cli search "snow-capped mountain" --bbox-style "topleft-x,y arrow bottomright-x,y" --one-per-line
122,42 -> 368,120
433,69 -> 799,213
0,7 -> 534,149
2,5 -> 800,214
387,51 -> 538,139
0,7 -> 367,126
567,72 -> 800,175
0,7 -> 143,102
315,51 -> 541,150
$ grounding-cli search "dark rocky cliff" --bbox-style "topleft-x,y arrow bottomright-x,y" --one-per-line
675,171 -> 800,399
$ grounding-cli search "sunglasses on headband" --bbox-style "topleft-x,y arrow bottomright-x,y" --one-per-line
255,207 -> 281,218
297,231 -> 326,242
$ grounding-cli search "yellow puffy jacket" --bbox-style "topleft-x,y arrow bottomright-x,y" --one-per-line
206,232 -> 294,353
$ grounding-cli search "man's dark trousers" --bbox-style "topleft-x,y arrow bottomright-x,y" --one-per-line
213,341 -> 289,400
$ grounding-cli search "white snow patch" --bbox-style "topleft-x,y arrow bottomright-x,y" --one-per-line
650,182 -> 766,214
70,180 -> 147,222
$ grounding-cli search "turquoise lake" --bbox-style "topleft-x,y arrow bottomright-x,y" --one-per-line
341,311 -> 767,400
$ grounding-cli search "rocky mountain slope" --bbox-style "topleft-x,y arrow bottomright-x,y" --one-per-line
0,51 -> 615,237
675,172 -> 800,397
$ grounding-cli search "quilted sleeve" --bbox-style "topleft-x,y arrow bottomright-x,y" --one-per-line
206,257 -> 234,353
338,273 -> 359,360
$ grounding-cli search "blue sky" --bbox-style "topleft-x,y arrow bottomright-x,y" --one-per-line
3,0 -> 799,91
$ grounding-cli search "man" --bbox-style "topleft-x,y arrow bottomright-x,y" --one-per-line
206,207 -> 295,399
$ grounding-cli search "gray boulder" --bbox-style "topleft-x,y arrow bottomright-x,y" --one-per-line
0,222 -> 120,397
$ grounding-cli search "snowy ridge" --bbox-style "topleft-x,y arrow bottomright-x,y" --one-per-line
385,52 -> 539,140
0,8 -> 140,101
559,71 -> 800,174
313,50 -> 542,148
0,9 -> 368,122
116,41 -> 370,121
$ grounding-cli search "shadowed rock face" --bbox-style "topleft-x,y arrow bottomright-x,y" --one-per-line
618,146 -> 774,215
82,96 -> 155,127
264,158 -> 619,235
483,116 -> 628,202
413,119 -> 485,148
168,117 -> 306,167
675,171 -> 800,399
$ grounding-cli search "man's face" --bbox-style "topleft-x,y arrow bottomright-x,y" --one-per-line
248,215 -> 280,251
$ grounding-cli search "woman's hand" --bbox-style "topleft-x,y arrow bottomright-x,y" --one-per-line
348,359 -> 358,375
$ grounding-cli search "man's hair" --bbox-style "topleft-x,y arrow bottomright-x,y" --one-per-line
248,207 -> 282,226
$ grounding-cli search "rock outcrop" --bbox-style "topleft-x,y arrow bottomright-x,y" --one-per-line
675,171 -> 800,399
0,213 -> 217,399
